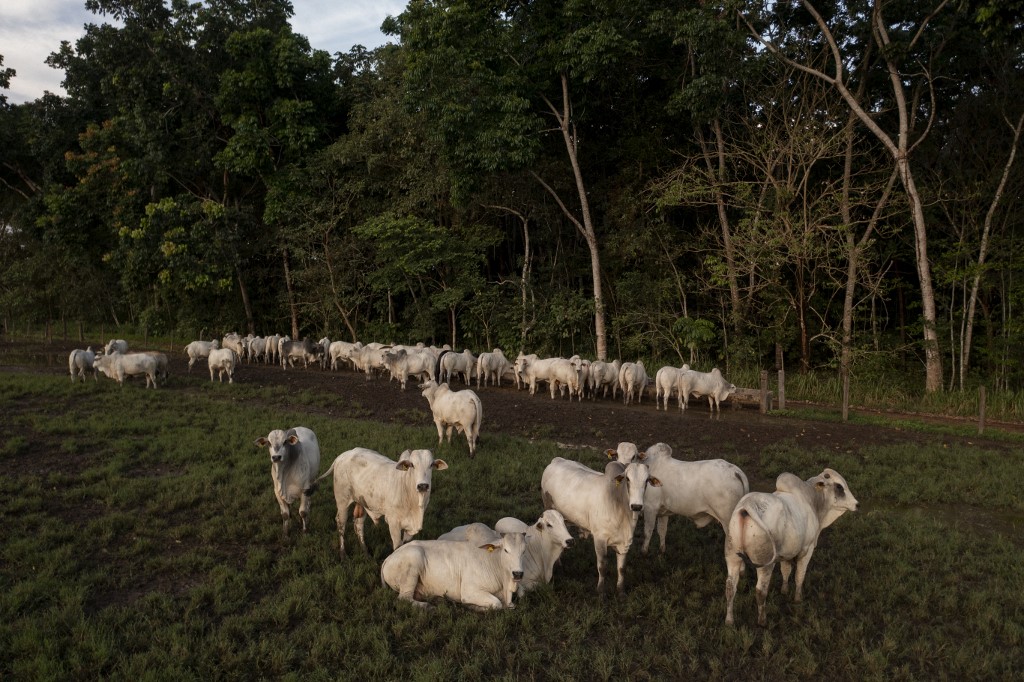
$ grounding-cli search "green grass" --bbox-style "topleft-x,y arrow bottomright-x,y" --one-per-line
1,373 -> 1023,680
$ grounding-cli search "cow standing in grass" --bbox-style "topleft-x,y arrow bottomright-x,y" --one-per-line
254,427 -> 321,537
724,468 -> 859,626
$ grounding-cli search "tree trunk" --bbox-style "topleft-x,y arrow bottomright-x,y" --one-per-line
282,249 -> 299,339
236,265 -> 255,336
698,122 -> 742,330
536,74 -> 607,361
960,111 -> 1024,389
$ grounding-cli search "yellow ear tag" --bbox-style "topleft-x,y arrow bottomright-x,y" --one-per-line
616,479 -> 621,487
487,546 -> 495,552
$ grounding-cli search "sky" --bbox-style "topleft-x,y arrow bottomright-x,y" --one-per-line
0,0 -> 408,104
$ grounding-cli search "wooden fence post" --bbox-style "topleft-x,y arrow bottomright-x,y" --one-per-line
78,321 -> 85,343
978,386 -> 986,436
778,369 -> 786,410
759,370 -> 769,414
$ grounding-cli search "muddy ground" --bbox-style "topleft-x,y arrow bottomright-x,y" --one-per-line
5,339 -> 1017,492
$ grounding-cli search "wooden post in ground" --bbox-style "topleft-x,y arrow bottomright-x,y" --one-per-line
78,321 -> 84,343
778,369 -> 786,410
760,370 -> 769,414
978,385 -> 986,436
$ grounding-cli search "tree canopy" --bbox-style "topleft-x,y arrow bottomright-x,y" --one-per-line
2,0 -> 1023,392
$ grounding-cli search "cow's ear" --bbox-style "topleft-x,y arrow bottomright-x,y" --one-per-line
605,449 -> 616,459
432,459 -> 449,471
648,476 -> 662,487
396,460 -> 414,471
254,437 -> 268,448
614,474 -> 625,486
479,544 -> 498,552
286,435 -> 299,445
815,481 -> 826,488
535,519 -> 545,531
636,450 -> 648,461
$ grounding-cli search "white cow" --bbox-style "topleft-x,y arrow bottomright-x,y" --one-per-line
184,339 -> 219,373
105,339 -> 128,355
618,361 -> 649,405
678,368 -> 737,412
316,447 -> 449,559
609,442 -> 749,554
476,349 -> 512,388
328,340 -> 357,370
541,457 -> 661,594
221,333 -> 245,357
724,468 -> 859,626
265,334 -> 281,364
208,347 -> 238,383
68,347 -> 97,382
247,337 -> 267,364
587,359 -> 621,400
93,351 -> 158,388
254,427 -> 321,536
438,510 -> 574,594
440,349 -> 476,385
513,353 -> 538,390
419,379 -> 483,457
654,365 -> 690,411
382,348 -> 435,389
381,530 -> 528,610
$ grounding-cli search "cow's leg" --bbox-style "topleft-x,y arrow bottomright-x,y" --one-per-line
434,419 -> 445,445
779,559 -> 793,596
641,508 -> 657,554
724,546 -> 743,625
445,425 -> 454,444
615,548 -> 629,594
656,514 -> 670,555
463,589 -> 505,611
593,538 -> 608,594
754,563 -> 775,627
276,492 -> 291,537
387,521 -> 405,551
792,546 -> 816,603
298,489 -> 313,533
334,499 -> 351,559
353,513 -> 369,551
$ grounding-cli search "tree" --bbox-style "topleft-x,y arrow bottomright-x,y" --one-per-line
741,0 -> 960,392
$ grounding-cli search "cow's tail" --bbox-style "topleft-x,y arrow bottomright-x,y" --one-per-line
735,469 -> 750,495
314,460 -> 336,486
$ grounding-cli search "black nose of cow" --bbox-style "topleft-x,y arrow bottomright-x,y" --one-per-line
417,483 -> 430,492
564,538 -> 574,548
271,455 -> 282,463
630,504 -> 643,512
512,571 -> 524,580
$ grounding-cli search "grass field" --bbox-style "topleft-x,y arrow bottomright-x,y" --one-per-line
2,372 -> 1023,680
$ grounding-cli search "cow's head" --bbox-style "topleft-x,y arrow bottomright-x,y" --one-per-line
396,449 -> 448,495
255,428 -> 303,498
533,509 -> 573,550
643,442 -> 672,462
480,530 -> 528,606
810,468 -> 859,529
606,441 -> 645,464
608,461 -> 661,512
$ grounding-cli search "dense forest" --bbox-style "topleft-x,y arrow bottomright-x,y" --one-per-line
1,0 -> 1021,394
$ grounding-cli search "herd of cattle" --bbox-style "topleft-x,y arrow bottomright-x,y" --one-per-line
64,334 -> 858,625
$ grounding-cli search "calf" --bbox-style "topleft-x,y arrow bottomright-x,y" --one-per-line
654,365 -> 689,411
541,457 -> 661,594
724,468 -> 859,626
254,427 -> 321,536
316,447 -> 449,559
